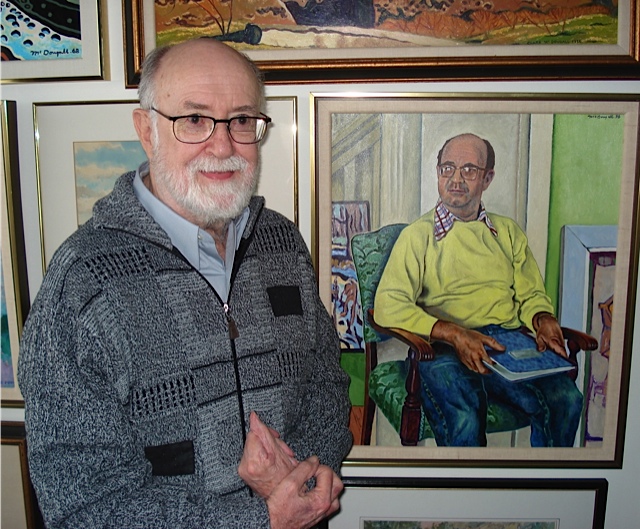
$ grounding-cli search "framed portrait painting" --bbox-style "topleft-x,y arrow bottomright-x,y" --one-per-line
312,92 -> 640,467
123,0 -> 640,85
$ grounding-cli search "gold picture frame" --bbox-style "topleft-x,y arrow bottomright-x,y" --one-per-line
33,97 -> 298,270
123,0 -> 640,86
1,101 -> 29,406
312,92 -> 639,467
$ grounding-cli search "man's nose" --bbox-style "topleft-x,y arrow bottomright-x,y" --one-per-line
204,123 -> 235,158
450,168 -> 466,183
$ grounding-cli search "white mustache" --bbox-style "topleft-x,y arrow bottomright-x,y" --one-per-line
188,155 -> 249,173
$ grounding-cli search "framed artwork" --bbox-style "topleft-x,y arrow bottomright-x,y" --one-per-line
312,93 -> 640,466
323,477 -> 608,529
123,0 -> 639,85
559,225 -> 617,447
1,422 -> 44,529
1,0 -> 107,83
1,101 -> 29,406
33,97 -> 298,270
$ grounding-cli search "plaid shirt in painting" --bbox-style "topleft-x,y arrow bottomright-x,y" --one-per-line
433,199 -> 498,241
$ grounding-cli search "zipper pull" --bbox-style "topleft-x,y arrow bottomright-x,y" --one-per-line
223,303 -> 239,339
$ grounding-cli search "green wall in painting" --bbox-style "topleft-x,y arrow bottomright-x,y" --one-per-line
545,114 -> 624,308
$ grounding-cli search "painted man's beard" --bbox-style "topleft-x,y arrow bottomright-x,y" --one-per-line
152,145 -> 258,228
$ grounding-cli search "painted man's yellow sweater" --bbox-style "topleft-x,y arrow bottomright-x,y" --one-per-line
374,210 -> 554,338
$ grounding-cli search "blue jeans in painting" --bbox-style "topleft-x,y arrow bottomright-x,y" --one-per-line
417,341 -> 583,447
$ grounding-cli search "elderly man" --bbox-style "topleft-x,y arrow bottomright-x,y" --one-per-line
374,133 -> 582,447
19,39 -> 351,529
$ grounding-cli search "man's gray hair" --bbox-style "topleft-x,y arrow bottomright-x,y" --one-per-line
137,45 -> 173,110
137,39 -> 265,111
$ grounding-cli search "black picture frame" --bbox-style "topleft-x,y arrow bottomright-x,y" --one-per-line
322,476 -> 608,529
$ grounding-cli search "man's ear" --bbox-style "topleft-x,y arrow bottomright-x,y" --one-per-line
132,108 -> 155,160
482,169 -> 495,191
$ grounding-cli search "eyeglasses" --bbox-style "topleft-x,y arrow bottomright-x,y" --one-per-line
437,163 -> 488,181
150,107 -> 271,145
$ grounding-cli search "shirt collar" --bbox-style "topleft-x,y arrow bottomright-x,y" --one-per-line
434,199 -> 498,241
132,161 -> 249,265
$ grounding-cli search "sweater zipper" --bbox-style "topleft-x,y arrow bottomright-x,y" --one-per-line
116,203 -> 263,496
223,303 -> 240,340
222,228 -> 255,449
161,228 -> 253,448
225,229 -> 257,497
224,301 -> 248,449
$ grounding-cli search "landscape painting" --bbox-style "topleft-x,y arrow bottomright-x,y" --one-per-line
124,0 -> 633,84
35,98 -> 298,269
152,0 -> 618,51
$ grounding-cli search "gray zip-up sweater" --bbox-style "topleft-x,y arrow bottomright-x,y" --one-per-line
18,172 -> 352,529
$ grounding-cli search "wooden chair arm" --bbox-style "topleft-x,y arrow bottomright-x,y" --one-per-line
367,309 -> 435,361
560,327 -> 599,352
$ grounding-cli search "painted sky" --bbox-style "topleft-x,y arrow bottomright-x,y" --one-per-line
73,141 -> 147,225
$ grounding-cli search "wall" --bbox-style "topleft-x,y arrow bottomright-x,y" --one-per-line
2,2 -> 640,528
545,114 -> 625,307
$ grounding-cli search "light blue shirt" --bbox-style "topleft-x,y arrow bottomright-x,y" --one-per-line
132,162 -> 249,302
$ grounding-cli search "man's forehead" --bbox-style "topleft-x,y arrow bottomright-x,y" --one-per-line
157,58 -> 260,109
442,136 -> 486,160
160,41 -> 256,84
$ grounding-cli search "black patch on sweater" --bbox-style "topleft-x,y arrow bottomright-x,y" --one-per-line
267,285 -> 303,316
144,440 -> 195,476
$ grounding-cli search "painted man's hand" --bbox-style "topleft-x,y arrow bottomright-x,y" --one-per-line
238,411 -> 299,499
533,312 -> 568,358
431,320 -> 505,374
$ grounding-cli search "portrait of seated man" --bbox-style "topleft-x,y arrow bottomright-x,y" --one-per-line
374,132 -> 583,447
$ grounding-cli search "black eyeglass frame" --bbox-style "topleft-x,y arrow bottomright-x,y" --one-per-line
150,107 -> 272,145
437,163 -> 490,181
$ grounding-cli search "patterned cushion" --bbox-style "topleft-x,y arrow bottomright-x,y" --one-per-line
369,361 -> 433,440
351,224 -> 407,344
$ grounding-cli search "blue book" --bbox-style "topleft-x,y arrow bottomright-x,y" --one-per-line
482,328 -> 575,382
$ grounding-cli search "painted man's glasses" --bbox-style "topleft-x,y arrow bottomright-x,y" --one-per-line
437,163 -> 488,181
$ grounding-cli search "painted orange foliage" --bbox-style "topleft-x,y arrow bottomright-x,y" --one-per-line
378,4 -> 611,40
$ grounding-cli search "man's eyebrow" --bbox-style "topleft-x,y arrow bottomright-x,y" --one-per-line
181,101 -> 259,114
182,101 -> 208,112
440,161 -> 480,167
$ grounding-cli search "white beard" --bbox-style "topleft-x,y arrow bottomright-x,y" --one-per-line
151,142 -> 258,228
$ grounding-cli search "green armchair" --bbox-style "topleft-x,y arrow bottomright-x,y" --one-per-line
350,223 -> 598,446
